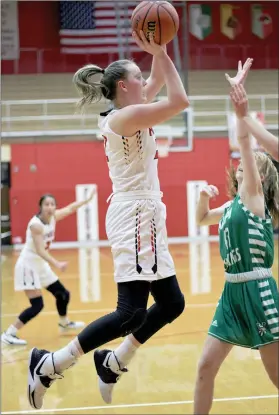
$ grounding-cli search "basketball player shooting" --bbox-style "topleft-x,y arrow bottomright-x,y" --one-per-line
27,1 -> 190,409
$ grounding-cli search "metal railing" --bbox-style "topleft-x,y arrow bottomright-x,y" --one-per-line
186,94 -> 278,132
1,94 -> 278,138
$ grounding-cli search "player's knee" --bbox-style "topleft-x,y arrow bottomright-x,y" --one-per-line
55,286 -> 70,315
30,296 -> 44,315
119,308 -> 147,336
197,353 -> 219,380
58,287 -> 70,304
164,294 -> 185,323
48,281 -> 70,305
19,296 -> 44,324
197,358 -> 214,380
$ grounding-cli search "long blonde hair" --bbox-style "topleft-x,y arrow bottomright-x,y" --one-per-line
227,152 -> 279,227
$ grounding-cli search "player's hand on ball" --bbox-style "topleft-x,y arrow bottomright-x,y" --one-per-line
132,30 -> 165,56
56,261 -> 68,272
200,185 -> 219,199
225,58 -> 253,86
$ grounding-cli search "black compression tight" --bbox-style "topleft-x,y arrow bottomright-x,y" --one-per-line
78,276 -> 185,354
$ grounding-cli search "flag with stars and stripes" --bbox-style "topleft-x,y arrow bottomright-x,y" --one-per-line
59,1 -> 139,54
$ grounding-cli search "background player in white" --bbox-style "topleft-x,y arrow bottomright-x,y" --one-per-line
27,31 -> 189,409
2,191 -> 94,346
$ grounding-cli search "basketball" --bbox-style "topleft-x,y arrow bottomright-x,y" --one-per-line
131,1 -> 179,45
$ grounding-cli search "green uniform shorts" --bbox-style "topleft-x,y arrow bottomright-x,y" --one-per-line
209,277 -> 279,349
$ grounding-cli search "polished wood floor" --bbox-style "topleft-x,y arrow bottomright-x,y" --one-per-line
2,241 -> 278,414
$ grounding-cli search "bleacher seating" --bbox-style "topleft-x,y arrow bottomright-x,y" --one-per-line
2,70 -> 278,134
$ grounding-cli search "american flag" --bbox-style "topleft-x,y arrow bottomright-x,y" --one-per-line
59,1 -> 140,54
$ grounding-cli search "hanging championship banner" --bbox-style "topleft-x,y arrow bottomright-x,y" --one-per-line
189,4 -> 212,40
220,4 -> 242,40
1,1 -> 19,60
251,4 -> 272,39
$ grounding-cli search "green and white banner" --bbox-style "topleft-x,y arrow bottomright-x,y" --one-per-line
189,4 -> 212,40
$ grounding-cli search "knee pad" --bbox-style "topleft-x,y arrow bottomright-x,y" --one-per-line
47,280 -> 70,303
46,280 -> 70,316
55,287 -> 70,304
19,296 -> 44,324
163,295 -> 185,324
119,308 -> 147,336
30,296 -> 44,314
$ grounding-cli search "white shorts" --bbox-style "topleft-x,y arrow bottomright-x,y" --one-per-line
14,257 -> 58,291
106,196 -> 175,283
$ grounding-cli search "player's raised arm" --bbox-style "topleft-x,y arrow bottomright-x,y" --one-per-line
235,120 -> 262,201
243,116 -> 278,161
230,84 -> 279,161
196,185 -> 229,226
54,189 -> 95,222
232,85 -> 264,199
144,44 -> 167,103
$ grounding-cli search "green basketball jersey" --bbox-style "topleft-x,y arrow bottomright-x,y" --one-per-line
218,194 -> 274,275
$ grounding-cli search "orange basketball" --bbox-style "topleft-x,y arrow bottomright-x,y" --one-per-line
131,1 -> 179,45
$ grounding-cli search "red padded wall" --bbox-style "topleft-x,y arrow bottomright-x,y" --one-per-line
10,138 -> 230,242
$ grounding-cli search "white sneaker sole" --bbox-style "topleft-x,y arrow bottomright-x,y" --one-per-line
27,348 -> 48,410
27,348 -> 36,408
1,335 -> 27,346
59,324 -> 85,333
98,376 -> 114,404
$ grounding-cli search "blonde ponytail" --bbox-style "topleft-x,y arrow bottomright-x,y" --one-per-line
73,64 -> 106,110
73,60 -> 132,110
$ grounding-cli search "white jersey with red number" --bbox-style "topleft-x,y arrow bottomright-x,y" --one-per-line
98,110 -> 160,193
20,215 -> 56,264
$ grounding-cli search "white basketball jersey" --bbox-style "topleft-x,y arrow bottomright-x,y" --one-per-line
98,110 -> 160,193
20,215 -> 56,262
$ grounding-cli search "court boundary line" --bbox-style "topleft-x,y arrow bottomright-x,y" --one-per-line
13,235 -> 220,250
2,394 -> 278,414
2,302 -> 217,318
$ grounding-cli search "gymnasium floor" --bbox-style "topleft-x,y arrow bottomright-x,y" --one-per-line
2,241 -> 278,414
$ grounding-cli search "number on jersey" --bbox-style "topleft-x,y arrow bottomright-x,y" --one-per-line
224,228 -> 231,249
